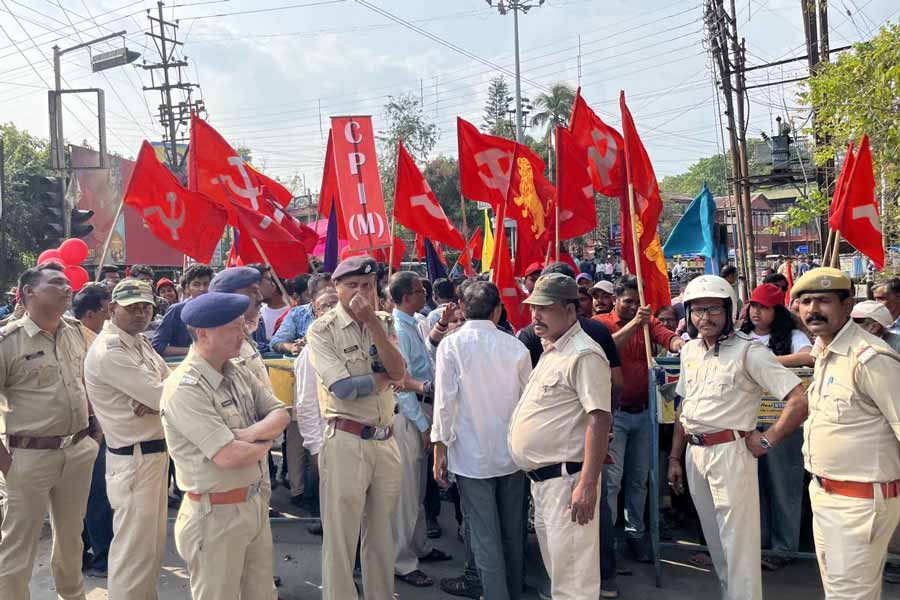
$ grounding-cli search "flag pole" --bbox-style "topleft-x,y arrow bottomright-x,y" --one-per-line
829,231 -> 842,268
460,194 -> 474,277
94,196 -> 126,281
387,210 -> 396,278
822,227 -> 834,263
249,237 -> 291,301
627,183 -> 655,369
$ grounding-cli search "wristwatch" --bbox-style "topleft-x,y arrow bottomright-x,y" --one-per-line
759,435 -> 772,450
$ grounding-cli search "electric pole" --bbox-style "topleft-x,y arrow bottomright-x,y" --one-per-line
142,1 -> 205,177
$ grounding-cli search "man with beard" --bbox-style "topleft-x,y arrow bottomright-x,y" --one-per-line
794,267 -> 900,599
590,281 -> 615,316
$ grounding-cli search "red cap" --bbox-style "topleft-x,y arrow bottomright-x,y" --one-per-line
749,283 -> 784,308
524,262 -> 544,277
155,277 -> 175,291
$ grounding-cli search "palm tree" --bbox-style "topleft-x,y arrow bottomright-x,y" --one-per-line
529,82 -> 576,180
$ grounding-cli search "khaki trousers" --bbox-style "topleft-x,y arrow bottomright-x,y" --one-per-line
686,439 -> 761,600
391,413 -> 432,575
105,448 -> 169,600
320,427 -> 401,600
0,435 -> 98,600
174,489 -> 277,600
810,478 -> 900,600
531,470 -> 601,600
285,419 -> 305,497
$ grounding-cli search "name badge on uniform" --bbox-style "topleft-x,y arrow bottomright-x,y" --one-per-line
221,399 -> 235,408
343,345 -> 359,354
24,351 -> 45,360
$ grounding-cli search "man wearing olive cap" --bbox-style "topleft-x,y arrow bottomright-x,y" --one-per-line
159,291 -> 290,600
84,279 -> 171,598
306,255 -> 407,600
508,273 -> 612,599
793,267 -> 900,599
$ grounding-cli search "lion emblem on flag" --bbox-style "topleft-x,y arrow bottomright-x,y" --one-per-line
512,157 -> 546,238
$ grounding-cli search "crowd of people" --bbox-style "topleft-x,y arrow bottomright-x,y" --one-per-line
0,253 -> 899,600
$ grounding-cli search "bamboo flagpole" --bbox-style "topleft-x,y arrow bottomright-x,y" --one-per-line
387,210 -> 397,278
95,197 -> 126,281
626,183 -> 655,369
822,227 -> 835,264
249,237 -> 291,301
829,231 -> 842,268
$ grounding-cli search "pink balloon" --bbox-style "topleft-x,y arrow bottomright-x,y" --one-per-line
37,249 -> 63,265
63,265 -> 89,291
59,238 -> 89,265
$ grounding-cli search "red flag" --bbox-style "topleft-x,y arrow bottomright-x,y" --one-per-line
317,130 -> 348,238
829,141 -> 856,221
190,114 -> 293,209
457,117 -> 518,209
394,142 -> 466,250
458,227 -> 483,276
829,135 -> 884,269
260,185 -> 318,252
491,201 -> 530,331
619,91 -> 671,311
569,89 -> 625,197
124,141 -> 227,264
784,263 -> 794,307
341,236 -> 406,271
555,125 -> 597,240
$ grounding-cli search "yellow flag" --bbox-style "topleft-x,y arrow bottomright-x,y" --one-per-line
481,209 -> 494,273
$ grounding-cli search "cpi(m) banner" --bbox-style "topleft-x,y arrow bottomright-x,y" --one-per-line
330,116 -> 391,253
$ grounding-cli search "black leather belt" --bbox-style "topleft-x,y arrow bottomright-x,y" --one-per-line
618,405 -> 646,414
108,439 -> 167,456
526,461 -> 583,483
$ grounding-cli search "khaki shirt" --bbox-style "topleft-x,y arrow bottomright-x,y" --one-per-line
84,321 -> 170,449
234,336 -> 272,393
306,302 -> 397,428
0,316 -> 90,437
160,348 -> 286,493
676,333 -> 801,434
804,320 -> 900,482
508,321 -> 611,471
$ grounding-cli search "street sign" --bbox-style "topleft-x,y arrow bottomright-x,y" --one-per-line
91,48 -> 140,72
796,245 -> 809,254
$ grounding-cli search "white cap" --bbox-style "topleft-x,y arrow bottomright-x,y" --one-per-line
683,275 -> 738,319
591,280 -> 614,295
851,300 -> 894,328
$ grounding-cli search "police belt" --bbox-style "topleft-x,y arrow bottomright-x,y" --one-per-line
526,461 -> 583,483
107,439 -> 167,456
187,483 -> 261,505
7,427 -> 90,450
331,418 -> 393,441
686,430 -> 750,447
815,476 -> 900,500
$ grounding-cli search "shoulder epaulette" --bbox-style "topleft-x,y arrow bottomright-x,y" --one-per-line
0,319 -> 24,343
105,335 -> 123,350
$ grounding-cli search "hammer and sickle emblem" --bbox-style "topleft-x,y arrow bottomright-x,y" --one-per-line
143,192 -> 186,240
410,182 -> 452,227
474,148 -> 512,192
851,205 -> 881,232
211,157 -> 261,209
587,129 -> 618,189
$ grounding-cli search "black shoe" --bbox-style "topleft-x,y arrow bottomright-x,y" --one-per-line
439,574 -> 482,598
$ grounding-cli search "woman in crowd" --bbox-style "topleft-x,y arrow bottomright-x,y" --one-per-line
740,283 -> 813,571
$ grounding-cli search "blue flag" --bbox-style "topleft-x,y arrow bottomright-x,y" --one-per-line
663,183 -> 718,270
323,201 -> 339,272
424,238 -> 448,282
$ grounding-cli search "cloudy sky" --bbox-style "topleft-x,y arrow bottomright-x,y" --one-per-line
1,0 -> 897,194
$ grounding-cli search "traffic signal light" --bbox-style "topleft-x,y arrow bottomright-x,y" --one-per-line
30,176 -> 64,244
70,207 -> 94,239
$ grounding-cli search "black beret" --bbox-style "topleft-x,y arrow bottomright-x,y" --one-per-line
332,256 -> 377,281
181,292 -> 250,328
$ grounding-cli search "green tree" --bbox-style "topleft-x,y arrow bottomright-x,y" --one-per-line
798,21 -> 900,249
377,93 -> 438,210
1,123 -> 53,290
483,77 -> 515,139
659,154 -> 730,197
529,82 -> 576,143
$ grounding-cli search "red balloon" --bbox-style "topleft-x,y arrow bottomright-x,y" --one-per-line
59,238 -> 89,265
63,265 -> 89,291
37,249 -> 62,265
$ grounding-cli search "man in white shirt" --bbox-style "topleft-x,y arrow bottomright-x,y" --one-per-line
433,281 -> 532,600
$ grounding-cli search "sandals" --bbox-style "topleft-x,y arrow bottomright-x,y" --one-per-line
420,548 -> 453,562
396,569 -> 434,587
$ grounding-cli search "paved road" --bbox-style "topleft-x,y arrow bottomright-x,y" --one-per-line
28,484 -> 868,599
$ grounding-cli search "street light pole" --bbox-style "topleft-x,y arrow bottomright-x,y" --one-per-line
487,0 -> 544,143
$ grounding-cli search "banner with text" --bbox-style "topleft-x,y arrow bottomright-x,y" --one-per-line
330,116 -> 391,253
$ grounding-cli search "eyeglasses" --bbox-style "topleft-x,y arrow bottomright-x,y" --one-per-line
691,306 -> 725,317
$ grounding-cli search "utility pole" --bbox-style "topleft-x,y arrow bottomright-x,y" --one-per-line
142,1 -> 205,176
487,0 -> 545,143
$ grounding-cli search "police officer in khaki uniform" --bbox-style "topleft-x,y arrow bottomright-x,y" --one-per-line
0,262 -> 100,600
793,267 -> 900,600
160,292 -> 290,600
209,267 -> 271,387
508,274 -> 613,600
306,256 -> 407,600
84,279 -> 170,599
668,275 -> 807,600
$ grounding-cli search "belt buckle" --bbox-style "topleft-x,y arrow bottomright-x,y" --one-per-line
58,433 -> 76,449
247,483 -> 260,500
689,433 -> 704,446
371,426 -> 390,441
